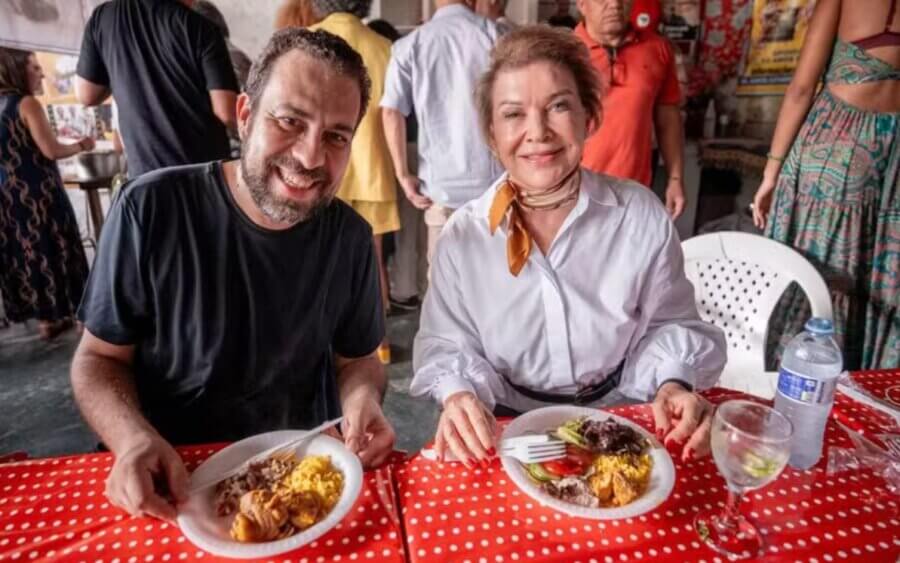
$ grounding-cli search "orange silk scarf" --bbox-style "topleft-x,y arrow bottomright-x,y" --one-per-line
488,169 -> 580,276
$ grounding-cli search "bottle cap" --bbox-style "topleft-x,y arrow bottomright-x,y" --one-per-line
805,317 -> 834,335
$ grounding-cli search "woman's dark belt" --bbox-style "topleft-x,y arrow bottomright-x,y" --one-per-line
501,361 -> 625,406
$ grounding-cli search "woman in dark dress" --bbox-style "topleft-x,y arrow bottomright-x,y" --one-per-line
0,48 -> 93,339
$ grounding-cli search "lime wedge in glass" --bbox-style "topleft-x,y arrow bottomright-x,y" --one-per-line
741,451 -> 780,479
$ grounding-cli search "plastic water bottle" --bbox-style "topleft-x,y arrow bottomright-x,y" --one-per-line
773,318 -> 843,470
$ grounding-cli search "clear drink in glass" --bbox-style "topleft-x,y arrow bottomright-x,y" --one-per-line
694,400 -> 793,559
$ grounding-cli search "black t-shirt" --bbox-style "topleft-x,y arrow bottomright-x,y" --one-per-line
78,162 -> 384,445
77,0 -> 238,177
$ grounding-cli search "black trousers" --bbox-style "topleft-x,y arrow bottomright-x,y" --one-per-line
492,404 -> 522,418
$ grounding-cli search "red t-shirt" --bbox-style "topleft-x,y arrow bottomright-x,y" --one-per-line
575,23 -> 682,187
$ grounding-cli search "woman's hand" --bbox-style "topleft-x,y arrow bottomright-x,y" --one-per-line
651,382 -> 715,463
752,175 -> 778,230
435,391 -> 497,468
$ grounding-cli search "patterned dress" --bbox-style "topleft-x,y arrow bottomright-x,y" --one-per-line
766,41 -> 900,369
0,94 -> 88,324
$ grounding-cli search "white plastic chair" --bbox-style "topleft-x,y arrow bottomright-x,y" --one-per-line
682,231 -> 833,399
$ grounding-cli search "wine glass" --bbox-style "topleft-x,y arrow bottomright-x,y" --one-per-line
694,400 -> 793,559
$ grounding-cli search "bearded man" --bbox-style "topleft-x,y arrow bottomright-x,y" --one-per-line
70,28 -> 395,522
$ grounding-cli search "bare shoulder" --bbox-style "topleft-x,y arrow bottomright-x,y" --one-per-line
17,95 -> 41,113
838,0 -> 892,38
16,96 -> 44,125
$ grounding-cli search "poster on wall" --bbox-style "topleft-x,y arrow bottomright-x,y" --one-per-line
661,0 -> 702,41
737,0 -> 816,95
658,0 -> 702,99
35,52 -> 79,104
33,52 -> 110,140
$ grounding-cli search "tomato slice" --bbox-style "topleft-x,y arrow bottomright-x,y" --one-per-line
540,458 -> 584,477
566,445 -> 594,468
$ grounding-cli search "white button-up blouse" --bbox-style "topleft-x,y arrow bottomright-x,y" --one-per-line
410,170 -> 727,412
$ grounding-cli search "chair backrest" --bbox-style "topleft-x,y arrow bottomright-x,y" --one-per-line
682,232 -> 833,398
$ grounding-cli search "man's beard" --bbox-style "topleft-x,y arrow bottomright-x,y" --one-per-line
240,152 -> 333,225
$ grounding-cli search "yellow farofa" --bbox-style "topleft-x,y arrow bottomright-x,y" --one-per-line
589,453 -> 652,506
283,455 -> 344,510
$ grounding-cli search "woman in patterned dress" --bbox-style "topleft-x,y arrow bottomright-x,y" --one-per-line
0,48 -> 94,339
752,0 -> 900,369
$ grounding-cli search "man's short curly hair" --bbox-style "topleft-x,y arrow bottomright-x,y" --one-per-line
245,28 -> 371,125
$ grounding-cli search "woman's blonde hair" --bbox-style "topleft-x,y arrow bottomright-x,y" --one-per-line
274,0 -> 318,30
475,25 -> 603,145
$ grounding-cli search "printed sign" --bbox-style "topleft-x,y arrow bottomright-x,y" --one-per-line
738,0 -> 817,95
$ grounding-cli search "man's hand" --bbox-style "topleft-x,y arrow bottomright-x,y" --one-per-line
342,395 -> 396,469
104,433 -> 189,522
435,391 -> 497,468
665,178 -> 686,220
399,173 -> 432,209
651,381 -> 714,463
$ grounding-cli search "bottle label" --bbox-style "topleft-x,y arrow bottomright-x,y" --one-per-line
776,367 -> 836,405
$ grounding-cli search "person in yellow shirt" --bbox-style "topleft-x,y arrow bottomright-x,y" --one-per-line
310,0 -> 400,363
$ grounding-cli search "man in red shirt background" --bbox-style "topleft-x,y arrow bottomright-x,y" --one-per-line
576,0 -> 686,219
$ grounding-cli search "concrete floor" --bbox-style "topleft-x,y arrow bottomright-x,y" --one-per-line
0,308 -> 439,458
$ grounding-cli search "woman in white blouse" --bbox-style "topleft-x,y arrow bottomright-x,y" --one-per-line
410,26 -> 727,468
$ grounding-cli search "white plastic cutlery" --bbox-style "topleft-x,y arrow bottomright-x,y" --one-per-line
500,436 -> 566,464
420,435 -> 567,464
188,416 -> 343,494
501,434 -> 561,447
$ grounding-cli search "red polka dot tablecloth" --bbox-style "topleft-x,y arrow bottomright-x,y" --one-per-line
846,370 -> 900,400
395,388 -> 900,563
839,370 -> 900,425
0,446 -> 407,563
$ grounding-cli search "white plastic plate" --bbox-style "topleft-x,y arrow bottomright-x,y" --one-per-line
177,431 -> 362,559
500,406 -> 675,520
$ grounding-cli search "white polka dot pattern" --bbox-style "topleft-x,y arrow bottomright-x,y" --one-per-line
1,380 -> 898,562
396,387 -> 900,562
0,447 -> 407,562
831,371 -> 900,436
842,370 -> 900,424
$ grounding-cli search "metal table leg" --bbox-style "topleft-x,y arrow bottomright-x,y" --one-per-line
85,188 -> 105,240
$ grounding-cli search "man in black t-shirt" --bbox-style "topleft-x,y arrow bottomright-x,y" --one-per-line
75,0 -> 238,177
71,29 -> 395,523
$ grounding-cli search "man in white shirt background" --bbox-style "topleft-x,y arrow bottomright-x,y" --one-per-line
380,0 -> 504,266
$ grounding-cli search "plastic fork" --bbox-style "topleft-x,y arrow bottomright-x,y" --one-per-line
500,436 -> 566,464
877,434 -> 900,459
188,416 -> 342,493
